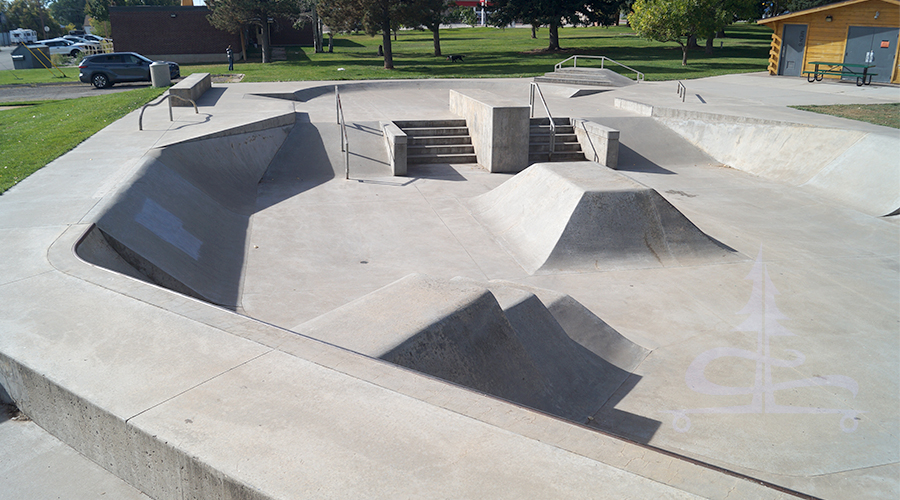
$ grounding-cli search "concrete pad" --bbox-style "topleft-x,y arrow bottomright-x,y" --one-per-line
126,349 -> 706,499
1,75 -> 897,499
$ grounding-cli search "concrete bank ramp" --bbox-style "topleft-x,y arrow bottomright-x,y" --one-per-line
618,100 -> 900,216
291,274 -> 642,422
468,162 -> 738,274
76,117 -> 294,307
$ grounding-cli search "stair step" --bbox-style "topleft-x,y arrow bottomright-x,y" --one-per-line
533,76 -> 623,87
530,125 -> 576,135
529,134 -> 578,144
408,153 -> 478,164
528,151 -> 587,163
409,145 -> 475,155
408,135 -> 472,146
403,127 -> 470,137
394,119 -> 467,129
529,142 -> 583,153
530,117 -> 571,126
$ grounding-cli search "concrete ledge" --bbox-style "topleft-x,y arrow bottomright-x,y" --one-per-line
170,73 -> 211,107
380,121 -> 407,176
572,119 -> 620,169
614,98 -> 653,116
449,89 -> 530,173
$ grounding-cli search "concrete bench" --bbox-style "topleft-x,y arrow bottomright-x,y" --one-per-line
169,72 -> 212,106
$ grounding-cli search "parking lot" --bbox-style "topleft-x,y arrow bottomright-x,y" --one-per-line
0,45 -> 156,102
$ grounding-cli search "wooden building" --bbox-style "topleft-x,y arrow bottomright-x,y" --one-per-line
758,0 -> 899,84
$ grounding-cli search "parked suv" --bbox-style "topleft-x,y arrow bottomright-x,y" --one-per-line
79,52 -> 180,89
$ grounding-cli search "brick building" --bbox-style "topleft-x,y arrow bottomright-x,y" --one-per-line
109,5 -> 313,64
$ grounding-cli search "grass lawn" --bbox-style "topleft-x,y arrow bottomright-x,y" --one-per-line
0,86 -> 166,193
181,23 -> 771,82
790,103 -> 900,129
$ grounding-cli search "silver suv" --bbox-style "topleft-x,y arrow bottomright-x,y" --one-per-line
78,52 -> 180,89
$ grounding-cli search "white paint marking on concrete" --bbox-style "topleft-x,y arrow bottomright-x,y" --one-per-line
134,198 -> 202,260
664,248 -> 862,434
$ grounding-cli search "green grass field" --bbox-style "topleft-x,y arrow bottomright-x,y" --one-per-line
790,103 -> 900,129
181,24 -> 771,82
0,87 -> 166,193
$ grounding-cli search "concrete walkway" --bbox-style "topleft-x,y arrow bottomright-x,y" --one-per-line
0,73 -> 897,499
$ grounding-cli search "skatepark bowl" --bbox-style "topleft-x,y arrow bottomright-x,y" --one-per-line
1,75 -> 898,499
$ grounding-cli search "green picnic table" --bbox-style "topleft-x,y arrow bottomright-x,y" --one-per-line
803,61 -> 877,86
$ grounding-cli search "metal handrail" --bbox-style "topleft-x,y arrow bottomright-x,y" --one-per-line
138,93 -> 198,131
677,81 -> 686,102
554,55 -> 644,83
335,85 -> 349,180
529,82 -> 556,161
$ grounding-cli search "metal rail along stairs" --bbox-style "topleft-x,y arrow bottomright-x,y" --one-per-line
529,117 -> 584,164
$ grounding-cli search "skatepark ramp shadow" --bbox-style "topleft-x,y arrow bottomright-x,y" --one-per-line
75,112 -> 336,309
469,162 -> 741,274
290,273 -> 660,439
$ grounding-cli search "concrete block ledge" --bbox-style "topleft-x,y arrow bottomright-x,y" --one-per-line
572,119 -> 620,169
0,223 -> 797,499
380,121 -> 407,176
449,89 -> 530,173
170,73 -> 212,107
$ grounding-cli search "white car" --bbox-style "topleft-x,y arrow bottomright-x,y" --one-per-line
30,38 -> 91,57
81,34 -> 112,44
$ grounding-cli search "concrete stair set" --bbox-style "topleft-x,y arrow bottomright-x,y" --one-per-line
533,67 -> 638,88
394,119 -> 477,165
528,117 -> 585,164
395,118 -> 586,166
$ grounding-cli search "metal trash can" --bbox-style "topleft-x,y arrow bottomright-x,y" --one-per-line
11,44 -> 50,69
150,61 -> 171,87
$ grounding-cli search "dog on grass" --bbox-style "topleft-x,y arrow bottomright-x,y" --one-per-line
446,55 -> 465,62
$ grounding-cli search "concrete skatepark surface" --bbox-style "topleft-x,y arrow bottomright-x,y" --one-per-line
0,73 -> 898,499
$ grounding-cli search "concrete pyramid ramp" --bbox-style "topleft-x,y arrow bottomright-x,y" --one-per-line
291,274 -> 632,422
486,280 -> 648,373
468,162 -> 736,273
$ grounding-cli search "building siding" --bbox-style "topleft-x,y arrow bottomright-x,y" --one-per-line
761,0 -> 900,83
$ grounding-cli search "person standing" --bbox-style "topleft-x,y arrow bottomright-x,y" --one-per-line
226,45 -> 234,71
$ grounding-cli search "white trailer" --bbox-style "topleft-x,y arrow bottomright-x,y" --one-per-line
10,29 -> 38,44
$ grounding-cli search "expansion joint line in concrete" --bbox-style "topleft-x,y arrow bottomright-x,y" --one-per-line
413,184 -> 492,281
0,269 -> 56,290
124,349 -> 274,424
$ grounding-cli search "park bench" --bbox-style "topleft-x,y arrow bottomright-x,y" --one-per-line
169,72 -> 212,106
802,61 -> 876,86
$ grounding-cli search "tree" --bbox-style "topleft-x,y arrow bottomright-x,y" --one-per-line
318,0 -> 399,69
85,0 -> 179,23
490,0 -> 625,51
398,0 -> 455,56
206,0 -> 302,63
761,0 -> 842,17
49,0 -> 86,29
5,0 -> 63,36
629,0 -> 726,65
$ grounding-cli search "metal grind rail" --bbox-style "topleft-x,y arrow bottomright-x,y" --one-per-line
336,85 -> 349,180
138,93 -> 198,131
529,82 -> 556,161
554,55 -> 645,83
677,81 -> 686,102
